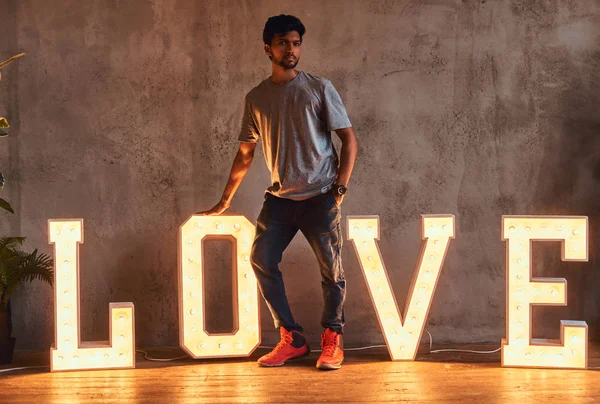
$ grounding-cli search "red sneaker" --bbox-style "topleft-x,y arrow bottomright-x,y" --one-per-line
316,328 -> 344,370
257,327 -> 310,367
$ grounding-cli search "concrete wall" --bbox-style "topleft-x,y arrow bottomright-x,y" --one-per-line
1,0 -> 599,350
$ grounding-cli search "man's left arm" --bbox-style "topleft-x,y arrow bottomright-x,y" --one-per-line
333,127 -> 359,205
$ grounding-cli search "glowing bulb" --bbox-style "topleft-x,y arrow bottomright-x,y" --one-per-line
525,226 -> 530,231
517,305 -> 523,311
187,239 -> 193,244
104,354 -> 109,359
243,256 -> 249,262
367,256 -> 373,261
573,229 -> 579,235
517,273 -> 523,280
509,226 -> 515,233
234,223 -> 241,230
244,273 -> 249,278
215,223 -> 222,230
429,255 -> 435,260
434,240 -> 440,245
188,257 -> 194,262
119,353 -> 125,359
119,316 -> 126,322
119,334 -> 125,341
517,258 -> 523,264
525,353 -> 531,359
189,309 -> 195,315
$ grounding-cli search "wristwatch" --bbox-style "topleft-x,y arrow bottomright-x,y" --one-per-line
332,184 -> 348,196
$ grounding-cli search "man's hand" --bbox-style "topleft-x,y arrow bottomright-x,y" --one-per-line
196,200 -> 230,216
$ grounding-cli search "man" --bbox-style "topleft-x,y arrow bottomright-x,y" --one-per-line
199,14 -> 358,370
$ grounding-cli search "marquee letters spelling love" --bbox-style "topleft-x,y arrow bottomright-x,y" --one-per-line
47,214 -> 589,372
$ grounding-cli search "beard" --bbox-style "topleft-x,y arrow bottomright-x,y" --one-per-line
273,54 -> 299,70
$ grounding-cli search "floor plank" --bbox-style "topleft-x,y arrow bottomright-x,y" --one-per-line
1,344 -> 599,403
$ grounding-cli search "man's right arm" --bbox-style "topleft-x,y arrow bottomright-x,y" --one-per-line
197,142 -> 257,215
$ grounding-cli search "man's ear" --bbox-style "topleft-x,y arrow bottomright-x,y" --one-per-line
264,44 -> 272,60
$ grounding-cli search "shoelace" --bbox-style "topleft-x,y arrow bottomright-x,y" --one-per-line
269,334 -> 293,356
321,335 -> 338,356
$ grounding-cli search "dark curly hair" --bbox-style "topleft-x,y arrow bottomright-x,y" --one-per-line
263,14 -> 306,45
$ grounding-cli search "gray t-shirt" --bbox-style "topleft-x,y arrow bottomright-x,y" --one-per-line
238,71 -> 352,201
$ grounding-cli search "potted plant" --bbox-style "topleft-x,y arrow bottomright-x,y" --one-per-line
0,237 -> 53,363
0,52 -> 53,364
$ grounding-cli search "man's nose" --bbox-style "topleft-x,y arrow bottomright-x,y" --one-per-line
285,42 -> 294,52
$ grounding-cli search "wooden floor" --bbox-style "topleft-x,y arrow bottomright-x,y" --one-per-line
1,344 -> 600,403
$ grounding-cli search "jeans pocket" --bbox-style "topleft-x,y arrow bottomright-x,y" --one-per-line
325,193 -> 340,209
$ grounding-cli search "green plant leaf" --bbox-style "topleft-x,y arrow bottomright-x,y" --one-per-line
0,118 -> 8,128
0,198 -> 14,214
0,240 -> 53,306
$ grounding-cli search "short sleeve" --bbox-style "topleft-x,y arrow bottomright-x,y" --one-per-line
323,80 -> 352,131
238,95 -> 260,143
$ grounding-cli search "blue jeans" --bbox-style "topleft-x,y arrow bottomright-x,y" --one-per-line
250,192 -> 346,334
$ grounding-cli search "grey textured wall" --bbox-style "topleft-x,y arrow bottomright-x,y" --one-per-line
1,0 -> 599,350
